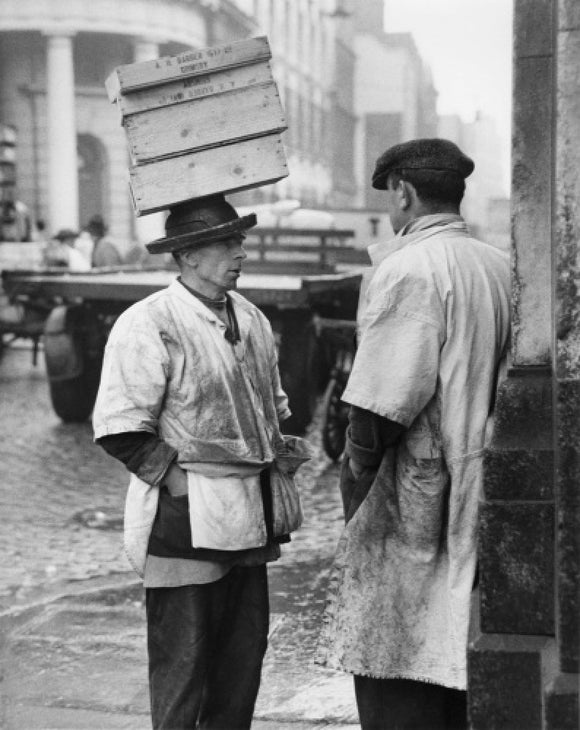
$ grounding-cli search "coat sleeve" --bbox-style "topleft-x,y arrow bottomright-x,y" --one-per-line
342,265 -> 445,428
92,304 -> 171,439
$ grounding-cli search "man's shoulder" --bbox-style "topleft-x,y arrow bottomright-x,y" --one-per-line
112,286 -> 175,331
229,290 -> 265,318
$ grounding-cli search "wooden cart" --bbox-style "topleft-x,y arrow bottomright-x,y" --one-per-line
2,228 -> 364,436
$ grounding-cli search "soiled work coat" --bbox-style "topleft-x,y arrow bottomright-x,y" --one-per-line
316,215 -> 510,689
93,279 -> 290,575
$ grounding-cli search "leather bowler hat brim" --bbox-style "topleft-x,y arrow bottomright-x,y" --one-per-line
146,213 -> 257,254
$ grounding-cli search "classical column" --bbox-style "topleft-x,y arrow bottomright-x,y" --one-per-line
45,31 -> 79,232
132,38 -> 166,245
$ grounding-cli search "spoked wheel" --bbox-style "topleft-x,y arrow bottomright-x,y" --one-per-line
321,373 -> 349,461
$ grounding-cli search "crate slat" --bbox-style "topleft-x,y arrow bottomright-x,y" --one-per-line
106,36 -> 271,100
126,82 -> 286,164
129,134 -> 288,215
115,62 -> 275,117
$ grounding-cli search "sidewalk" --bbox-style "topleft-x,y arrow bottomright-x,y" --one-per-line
0,571 -> 359,730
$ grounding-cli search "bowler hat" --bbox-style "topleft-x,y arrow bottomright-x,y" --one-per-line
146,195 -> 257,254
372,138 -> 474,190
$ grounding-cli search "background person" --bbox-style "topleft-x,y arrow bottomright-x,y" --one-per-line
92,195 -> 293,730
317,138 -> 511,730
42,228 -> 91,271
86,215 -> 123,267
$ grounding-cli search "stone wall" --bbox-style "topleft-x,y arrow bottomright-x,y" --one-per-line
467,1 -> 579,728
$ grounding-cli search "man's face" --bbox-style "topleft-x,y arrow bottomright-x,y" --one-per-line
186,235 -> 247,298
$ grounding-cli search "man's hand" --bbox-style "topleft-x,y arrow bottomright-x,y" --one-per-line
163,463 -> 188,497
348,458 -> 367,480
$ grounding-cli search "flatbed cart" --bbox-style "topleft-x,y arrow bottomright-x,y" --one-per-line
2,264 -> 362,436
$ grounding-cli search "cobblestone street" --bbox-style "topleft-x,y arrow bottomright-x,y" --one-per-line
0,346 -> 132,612
0,343 -> 358,728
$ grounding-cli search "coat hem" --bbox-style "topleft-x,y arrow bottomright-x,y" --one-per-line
314,657 -> 466,691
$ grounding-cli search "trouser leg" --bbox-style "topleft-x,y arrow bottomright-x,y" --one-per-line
198,565 -> 269,730
146,583 -> 211,729
146,565 -> 269,730
354,675 -> 467,730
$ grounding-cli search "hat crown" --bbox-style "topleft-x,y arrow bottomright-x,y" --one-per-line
165,195 -> 239,238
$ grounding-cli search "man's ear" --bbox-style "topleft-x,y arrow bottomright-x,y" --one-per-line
398,180 -> 413,210
180,249 -> 198,267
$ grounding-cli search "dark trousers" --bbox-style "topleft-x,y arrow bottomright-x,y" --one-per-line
354,675 -> 467,730
146,565 -> 269,730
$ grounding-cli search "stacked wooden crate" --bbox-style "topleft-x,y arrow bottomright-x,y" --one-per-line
0,125 -> 16,207
106,36 -> 288,216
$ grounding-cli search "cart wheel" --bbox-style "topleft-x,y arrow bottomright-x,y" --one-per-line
321,374 -> 349,461
44,306 -> 104,423
48,373 -> 99,423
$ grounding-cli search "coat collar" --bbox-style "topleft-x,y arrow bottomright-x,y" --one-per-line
367,214 -> 469,267
167,278 -> 255,341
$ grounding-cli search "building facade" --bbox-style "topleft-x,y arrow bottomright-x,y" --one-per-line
440,111 -> 509,246
353,0 -> 438,212
0,0 -> 361,246
229,0 -> 357,209
0,0 -> 253,247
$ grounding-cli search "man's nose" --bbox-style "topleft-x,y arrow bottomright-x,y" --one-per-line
235,243 -> 247,260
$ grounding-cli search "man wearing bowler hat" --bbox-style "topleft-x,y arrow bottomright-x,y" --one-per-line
317,139 -> 511,729
93,194 -> 292,729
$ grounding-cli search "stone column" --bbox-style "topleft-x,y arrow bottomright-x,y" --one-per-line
552,0 -> 580,711
45,31 -> 79,232
468,1 -> 579,728
132,38 -> 166,246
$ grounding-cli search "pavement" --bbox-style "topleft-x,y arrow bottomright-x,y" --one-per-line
0,345 -> 360,729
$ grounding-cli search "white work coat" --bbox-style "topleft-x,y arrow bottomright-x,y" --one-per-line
317,215 -> 510,689
93,279 -> 290,574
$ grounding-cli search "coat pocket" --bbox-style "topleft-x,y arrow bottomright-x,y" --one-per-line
148,491 -> 195,556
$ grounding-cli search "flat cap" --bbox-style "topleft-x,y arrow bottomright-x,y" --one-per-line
372,138 -> 474,190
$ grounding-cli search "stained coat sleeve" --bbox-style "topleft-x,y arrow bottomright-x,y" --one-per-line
342,265 -> 445,428
92,304 -> 171,438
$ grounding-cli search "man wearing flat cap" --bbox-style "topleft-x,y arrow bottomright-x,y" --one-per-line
92,194 -> 293,729
317,139 -> 511,729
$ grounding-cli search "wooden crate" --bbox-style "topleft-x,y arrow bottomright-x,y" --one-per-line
130,134 -> 287,215
107,36 -> 289,215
